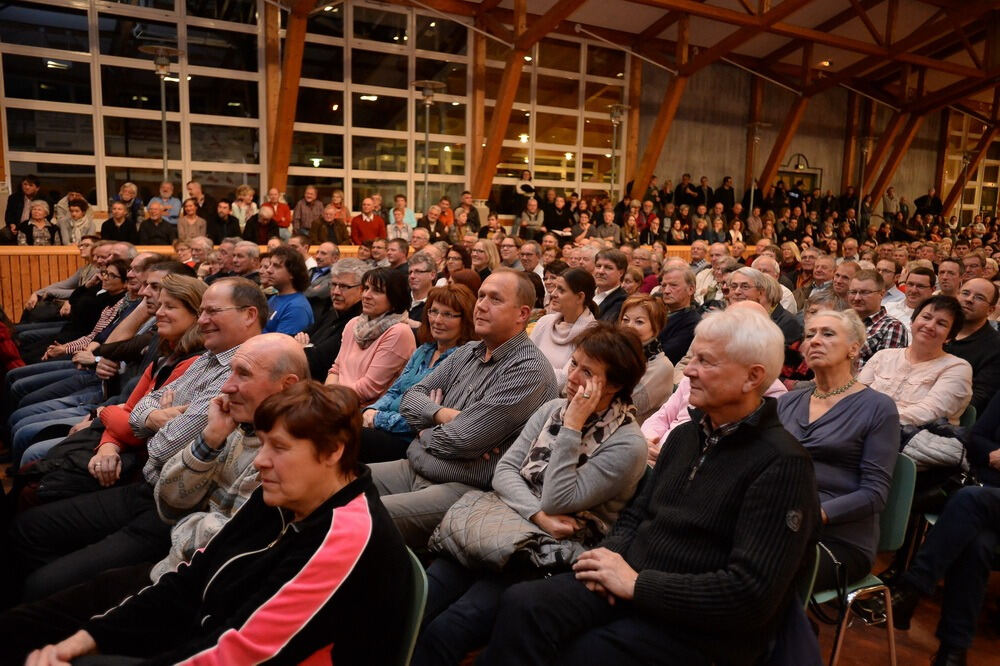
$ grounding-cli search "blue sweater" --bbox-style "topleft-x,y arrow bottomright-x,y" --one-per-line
265,292 -> 314,335
368,342 -> 456,435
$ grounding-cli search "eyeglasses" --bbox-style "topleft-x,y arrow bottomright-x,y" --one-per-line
99,271 -> 121,279
198,305 -> 249,317
959,290 -> 990,303
427,309 -> 462,320
728,281 -> 757,292
904,281 -> 933,290
847,289 -> 879,297
330,281 -> 361,291
408,269 -> 434,275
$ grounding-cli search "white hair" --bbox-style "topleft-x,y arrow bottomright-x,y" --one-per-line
694,308 -> 784,391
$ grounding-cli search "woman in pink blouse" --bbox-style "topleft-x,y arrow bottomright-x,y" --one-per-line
326,267 -> 416,406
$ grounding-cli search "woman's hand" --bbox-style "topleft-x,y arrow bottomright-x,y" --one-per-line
563,378 -> 604,432
68,416 -> 93,435
531,510 -> 583,539
26,630 -> 98,666
361,409 -> 376,428
645,436 -> 661,467
42,344 -> 66,360
294,331 -> 310,346
88,443 -> 122,487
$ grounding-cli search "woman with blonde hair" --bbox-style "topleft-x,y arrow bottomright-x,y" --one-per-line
231,184 -> 258,229
471,239 -> 500,281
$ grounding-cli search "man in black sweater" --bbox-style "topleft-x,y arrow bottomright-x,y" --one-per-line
295,257 -> 366,380
945,278 -> 1000,414
482,306 -> 819,666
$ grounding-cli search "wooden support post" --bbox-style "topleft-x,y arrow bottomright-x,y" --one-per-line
841,91 -> 860,191
933,108 -> 950,195
624,60 -> 642,191
745,77 -> 763,190
266,0 -> 313,195
264,1 -> 281,173
861,111 -> 906,194
628,14 -> 689,200
758,95 -> 810,196
941,125 -> 1000,216
469,25 -> 486,181
869,113 -> 925,202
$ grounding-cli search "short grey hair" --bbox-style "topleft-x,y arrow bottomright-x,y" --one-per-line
732,267 -> 780,307
329,257 -> 368,283
408,251 -> 436,273
234,241 -> 260,259
751,255 -> 780,278
577,245 -> 599,261
695,308 -> 785,392
809,309 -> 867,350
29,200 -> 51,216
806,289 -> 848,312
662,264 -> 696,288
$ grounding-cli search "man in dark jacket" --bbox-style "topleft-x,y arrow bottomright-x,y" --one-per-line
657,265 -> 701,364
207,200 -> 241,244
481,307 -> 819,666
298,257 -> 366,380
594,249 -> 628,323
4,175 -> 40,230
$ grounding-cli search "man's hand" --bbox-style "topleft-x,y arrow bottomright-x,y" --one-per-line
202,395 -> 236,449
73,350 -> 96,367
362,409 -> 376,428
294,331 -> 310,346
989,449 -> 1000,471
646,437 -> 660,467
145,405 -> 188,431
68,416 -> 93,435
88,443 -> 122,487
25,292 -> 40,310
95,358 -> 120,379
572,548 -> 639,605
429,388 -> 460,424
59,300 -> 71,317
26,630 -> 98,666
42,344 -> 67,360
531,511 -> 583,539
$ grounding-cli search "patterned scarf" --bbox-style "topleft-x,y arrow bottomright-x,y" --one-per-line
642,338 -> 662,361
353,311 -> 405,349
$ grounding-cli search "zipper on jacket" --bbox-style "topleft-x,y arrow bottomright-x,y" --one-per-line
201,508 -> 288,602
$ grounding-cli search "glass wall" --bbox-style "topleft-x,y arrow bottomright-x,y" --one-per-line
1,0 -> 631,215
942,112 -> 1000,225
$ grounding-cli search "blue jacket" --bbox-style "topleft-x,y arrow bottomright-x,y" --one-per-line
369,342 -> 456,435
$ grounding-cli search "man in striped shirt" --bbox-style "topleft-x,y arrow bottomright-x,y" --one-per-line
371,270 -> 559,547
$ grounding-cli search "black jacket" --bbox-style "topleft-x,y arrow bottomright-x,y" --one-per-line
305,301 -> 362,380
101,218 -> 139,244
597,286 -> 627,323
658,306 -> 700,365
84,469 -> 411,665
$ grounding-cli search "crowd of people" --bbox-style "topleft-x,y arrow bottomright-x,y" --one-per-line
0,169 -> 998,666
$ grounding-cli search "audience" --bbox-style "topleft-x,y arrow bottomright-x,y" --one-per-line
530,268 -> 597,385
618,294 -> 674,424
261,245 -> 313,335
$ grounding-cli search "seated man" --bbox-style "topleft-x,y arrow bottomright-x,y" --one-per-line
945,278 -> 1000,414
262,245 -> 314,335
371,270 -> 558,547
480,307 -> 819,665
296,258 -> 366,381
0,333 -> 308,661
657,263 -> 701,365
849,269 -> 908,367
8,278 -> 266,601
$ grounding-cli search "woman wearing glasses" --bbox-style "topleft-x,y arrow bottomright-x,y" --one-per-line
359,284 -> 477,463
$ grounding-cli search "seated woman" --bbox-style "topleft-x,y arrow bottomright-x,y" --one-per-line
618,294 -> 674,424
326,267 -> 416,406
415,323 -> 648,665
359,284 -> 476,464
541,259 -> 568,312
436,244 -> 471,287
529,268 -> 597,386
26,381 -> 413,665
471,239 -> 500,282
16,274 -> 207,471
777,309 -> 899,589
858,295 -> 972,426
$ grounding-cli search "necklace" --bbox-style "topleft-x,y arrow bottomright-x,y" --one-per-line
813,377 -> 857,399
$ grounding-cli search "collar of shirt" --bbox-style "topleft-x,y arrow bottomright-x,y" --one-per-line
474,330 -> 529,364
698,398 -> 767,444
311,266 -> 330,280
864,306 -> 889,327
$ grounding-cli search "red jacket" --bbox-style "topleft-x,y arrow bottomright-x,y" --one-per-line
350,214 -> 387,245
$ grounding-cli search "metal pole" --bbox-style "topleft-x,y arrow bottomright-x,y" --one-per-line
749,179 -> 755,217
858,146 -> 867,221
160,74 -> 168,180
610,123 -> 617,201
423,102 -> 430,210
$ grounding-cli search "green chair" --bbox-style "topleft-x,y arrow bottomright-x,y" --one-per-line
811,454 -> 916,666
959,405 -> 977,428
396,547 -> 429,666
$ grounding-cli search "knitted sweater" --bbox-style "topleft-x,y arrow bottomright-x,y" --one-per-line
152,427 -> 261,581
602,398 -> 819,666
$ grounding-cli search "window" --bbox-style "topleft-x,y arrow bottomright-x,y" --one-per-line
98,15 -> 178,60
0,3 -> 89,52
189,76 -> 258,117
190,124 -> 259,164
104,117 -> 181,160
584,82 -> 623,113
302,42 -> 344,82
102,65 -> 180,112
587,45 -> 625,79
296,88 -> 344,126
353,137 -> 407,171
3,54 -> 92,105
416,16 -> 466,55
416,102 -> 466,135
534,149 -> 576,181
306,7 -> 344,38
187,0 -> 258,24
353,178 -> 407,210
486,66 -> 530,104
351,50 -> 408,88
535,113 -> 577,146
7,109 -> 94,155
415,141 -> 465,175
105,167 -> 183,204
108,0 -> 175,9
189,171 -> 261,203
291,133 -> 345,169
415,59 -> 467,96
536,75 -> 579,109
187,26 -> 258,71
538,40 -> 579,72
11,161 -> 97,206
352,94 -> 407,131
354,7 -> 407,45
285,176 -> 345,207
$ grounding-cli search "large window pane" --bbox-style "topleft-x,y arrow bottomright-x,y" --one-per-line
187,0 -> 258,24
352,136 -> 407,172
189,171 -> 260,205
499,145 -> 531,178
291,132 -> 344,169
189,76 -> 258,117
536,74 -> 579,109
416,141 -> 465,176
534,149 -> 576,181
353,7 -> 408,45
584,82 -> 623,113
302,42 -> 343,81
416,16 -> 467,55
352,178 -> 407,211
7,109 -> 93,155
413,182 -> 464,215
3,54 -> 92,105
187,26 -> 258,71
583,117 -> 613,149
104,117 -> 181,160
538,39 -> 580,72
285,176 -> 344,208
535,112 -> 577,145
352,94 -> 407,131
0,2 -> 89,52
351,50 -> 408,88
306,6 -> 344,37
416,101 -> 466,135
102,65 -> 180,112
587,45 -> 625,79
190,124 -> 259,164
98,15 -> 178,60
12,161 -> 97,207
415,58 -> 466,96
485,106 -> 530,142
108,0 -> 174,9
582,153 -> 613,184
983,164 -> 999,184
486,66 -> 530,104
296,88 -> 344,126
105,167 -> 182,205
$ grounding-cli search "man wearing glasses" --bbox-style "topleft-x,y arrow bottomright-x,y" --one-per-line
945,278 -> 1000,413
295,258 -> 366,381
885,266 -> 936,324
407,252 -> 437,325
849,269 -> 908,367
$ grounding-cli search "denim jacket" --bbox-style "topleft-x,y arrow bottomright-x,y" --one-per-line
370,342 -> 456,434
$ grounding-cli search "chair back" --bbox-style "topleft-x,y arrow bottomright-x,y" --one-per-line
796,544 -> 820,610
877,454 -> 917,553
960,404 -> 977,428
396,547 -> 428,666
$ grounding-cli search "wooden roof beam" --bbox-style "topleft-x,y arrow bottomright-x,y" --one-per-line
514,0 -> 589,51
760,0 -> 882,67
848,0 -> 884,46
758,95 -> 811,194
869,113 -> 926,202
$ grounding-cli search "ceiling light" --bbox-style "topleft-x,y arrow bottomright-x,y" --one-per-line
46,60 -> 69,70
523,157 -> 529,163
331,103 -> 339,111
818,60 -> 832,68
310,158 -> 323,167
163,75 -> 180,83
564,152 -> 573,160
523,55 -> 532,62
451,101 -> 459,106
360,95 -> 378,101
393,34 -> 399,41
323,5 -> 333,11
429,21 -> 436,27
604,152 -> 611,158
443,145 -> 451,152
518,133 -> 529,143
524,112 -> 530,117
227,101 -> 241,107
616,72 -> 623,78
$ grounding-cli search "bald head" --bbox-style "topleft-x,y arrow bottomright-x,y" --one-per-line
727,300 -> 769,317
220,333 -> 309,424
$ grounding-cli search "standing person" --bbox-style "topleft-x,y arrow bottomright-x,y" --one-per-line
5,174 -> 40,230
185,180 -> 217,228
394,193 -> 418,228
230,184 -> 258,230
207,200 -> 240,244
262,246 -> 314,336
260,187 -> 293,239
292,185 -> 324,238
350,197 -> 387,246
457,190 -> 480,231
148,181 -> 182,225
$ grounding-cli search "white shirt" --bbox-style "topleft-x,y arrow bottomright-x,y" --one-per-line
882,285 -> 905,305
779,284 -> 797,314
884,300 -> 913,324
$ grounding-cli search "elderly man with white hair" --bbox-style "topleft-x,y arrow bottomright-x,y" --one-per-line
752,255 -> 797,314
481,305 -> 820,666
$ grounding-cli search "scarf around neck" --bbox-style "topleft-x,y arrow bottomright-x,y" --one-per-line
353,311 -> 405,349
